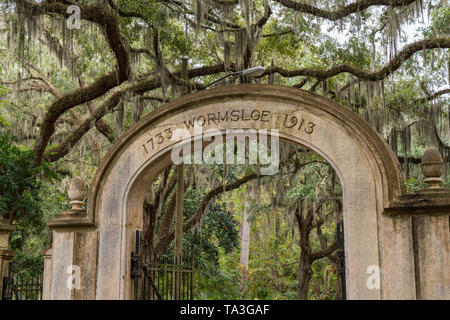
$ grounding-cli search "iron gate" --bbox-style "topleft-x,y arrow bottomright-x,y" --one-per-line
131,231 -> 194,300
336,221 -> 346,300
2,262 -> 43,300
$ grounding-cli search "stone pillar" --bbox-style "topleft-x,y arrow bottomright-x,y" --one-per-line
385,147 -> 450,299
46,177 -> 98,300
413,208 -> 449,299
414,148 -> 450,299
0,220 -> 15,300
42,248 -> 52,300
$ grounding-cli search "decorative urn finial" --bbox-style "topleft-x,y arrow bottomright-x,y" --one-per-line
68,176 -> 86,211
421,147 -> 444,189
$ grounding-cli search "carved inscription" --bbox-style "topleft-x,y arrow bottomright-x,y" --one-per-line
142,109 -> 317,155
183,109 -> 271,128
142,128 -> 172,154
283,114 -> 316,134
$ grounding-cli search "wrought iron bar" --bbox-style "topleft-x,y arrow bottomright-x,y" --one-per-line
336,221 -> 346,300
131,229 -> 194,300
2,262 -> 43,300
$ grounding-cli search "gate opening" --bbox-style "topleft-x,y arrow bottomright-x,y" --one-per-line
131,141 -> 345,300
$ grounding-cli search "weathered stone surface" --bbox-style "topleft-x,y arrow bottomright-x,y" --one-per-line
68,177 -> 86,211
0,249 -> 15,299
44,227 -> 98,300
87,85 -> 409,299
379,215 -> 416,299
48,85 -> 430,300
42,249 -> 52,300
385,189 -> 450,216
421,147 -> 445,178
0,221 -> 15,299
96,226 -> 122,299
72,230 -> 97,300
0,221 -> 15,250
384,148 -> 450,299
421,147 -> 445,189
47,211 -> 93,228
49,231 -> 74,300
413,215 -> 450,299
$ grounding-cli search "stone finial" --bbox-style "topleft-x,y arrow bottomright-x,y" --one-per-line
421,147 -> 444,189
68,176 -> 86,211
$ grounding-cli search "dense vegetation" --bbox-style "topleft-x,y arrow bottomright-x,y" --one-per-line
0,0 -> 448,299
0,129 -> 62,274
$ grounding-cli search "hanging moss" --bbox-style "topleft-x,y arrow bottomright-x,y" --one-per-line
234,29 -> 246,70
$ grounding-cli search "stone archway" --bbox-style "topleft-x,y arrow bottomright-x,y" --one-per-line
46,85 -> 421,300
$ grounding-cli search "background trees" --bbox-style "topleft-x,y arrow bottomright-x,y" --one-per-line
0,0 -> 448,299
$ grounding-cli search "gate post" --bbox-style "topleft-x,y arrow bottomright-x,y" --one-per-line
46,177 -> 98,300
0,219 -> 15,300
385,147 -> 450,299
42,248 -> 53,300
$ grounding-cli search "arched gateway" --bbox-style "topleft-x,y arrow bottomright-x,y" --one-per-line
44,85 -> 450,300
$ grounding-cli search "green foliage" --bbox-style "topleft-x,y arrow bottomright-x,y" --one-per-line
422,7 -> 450,38
9,179 -> 66,275
309,259 -> 338,300
186,198 -> 239,269
158,185 -> 241,299
0,130 -> 61,273
0,64 -> 11,127
194,247 -> 242,300
405,177 -> 425,193
0,131 -> 40,221
0,87 -> 9,127
202,202 -> 239,254
244,236 -> 299,300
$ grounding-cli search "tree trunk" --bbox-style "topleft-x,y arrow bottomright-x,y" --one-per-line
297,251 -> 312,300
239,183 -> 252,289
174,164 -> 184,299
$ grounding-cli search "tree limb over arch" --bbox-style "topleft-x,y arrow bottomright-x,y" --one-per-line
415,88 -> 450,104
17,0 -> 132,164
265,38 -> 450,81
274,0 -> 417,21
153,172 -> 258,259
33,71 -> 124,164
19,0 -> 131,81
42,63 -> 231,162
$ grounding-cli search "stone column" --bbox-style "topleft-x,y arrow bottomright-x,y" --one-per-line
42,248 -> 52,300
413,205 -> 449,299
0,220 -> 15,300
414,148 -> 450,299
46,177 -> 98,300
385,147 -> 450,299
